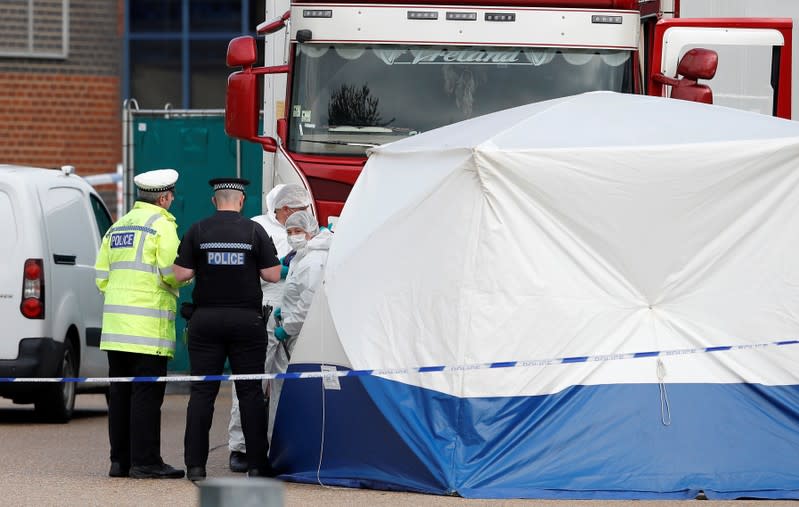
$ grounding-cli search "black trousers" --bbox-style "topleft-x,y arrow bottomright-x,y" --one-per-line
184,306 -> 268,470
107,350 -> 168,467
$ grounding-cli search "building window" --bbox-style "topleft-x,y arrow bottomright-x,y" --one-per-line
126,0 -> 265,109
190,40 -> 229,109
0,0 -> 69,59
130,40 -> 183,109
190,0 -> 242,32
130,0 -> 182,32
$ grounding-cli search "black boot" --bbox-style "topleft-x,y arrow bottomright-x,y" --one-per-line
187,466 -> 206,482
229,451 -> 248,473
108,462 -> 129,478
129,461 -> 185,479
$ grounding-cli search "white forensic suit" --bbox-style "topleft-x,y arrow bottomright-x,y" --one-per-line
270,227 -> 333,437
228,185 -> 290,452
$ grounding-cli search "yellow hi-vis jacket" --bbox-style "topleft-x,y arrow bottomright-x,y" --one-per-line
94,201 -> 183,357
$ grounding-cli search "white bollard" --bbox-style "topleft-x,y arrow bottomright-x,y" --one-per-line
199,477 -> 284,507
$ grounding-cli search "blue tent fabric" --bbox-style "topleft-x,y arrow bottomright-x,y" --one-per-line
271,364 -> 451,494
273,366 -> 799,499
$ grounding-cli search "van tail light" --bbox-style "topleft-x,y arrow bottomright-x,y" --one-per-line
20,258 -> 45,319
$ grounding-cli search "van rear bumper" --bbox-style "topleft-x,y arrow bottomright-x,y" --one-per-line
0,338 -> 63,400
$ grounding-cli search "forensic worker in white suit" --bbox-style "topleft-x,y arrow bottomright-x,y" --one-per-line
270,209 -> 333,435
227,184 -> 311,472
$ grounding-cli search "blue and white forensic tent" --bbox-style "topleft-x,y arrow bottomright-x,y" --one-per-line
270,91 -> 799,499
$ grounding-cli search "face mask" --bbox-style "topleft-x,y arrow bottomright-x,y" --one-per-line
287,234 -> 307,250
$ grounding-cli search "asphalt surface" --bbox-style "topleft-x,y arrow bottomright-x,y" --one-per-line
0,385 -> 795,507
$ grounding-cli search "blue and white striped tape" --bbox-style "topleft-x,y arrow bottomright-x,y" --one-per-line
1,339 -> 797,384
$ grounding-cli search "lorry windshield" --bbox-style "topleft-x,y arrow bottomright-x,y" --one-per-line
288,44 -> 633,156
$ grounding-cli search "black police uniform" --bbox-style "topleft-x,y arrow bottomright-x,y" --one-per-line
176,179 -> 280,475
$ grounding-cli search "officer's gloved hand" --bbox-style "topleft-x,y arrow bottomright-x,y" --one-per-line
280,264 -> 289,279
274,326 -> 289,342
273,307 -> 281,320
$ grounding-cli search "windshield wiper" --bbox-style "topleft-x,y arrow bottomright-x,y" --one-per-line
328,125 -> 419,135
299,139 -> 380,148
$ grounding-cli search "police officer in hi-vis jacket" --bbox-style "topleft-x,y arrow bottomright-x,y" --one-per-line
95,168 -> 186,480
172,177 -> 282,482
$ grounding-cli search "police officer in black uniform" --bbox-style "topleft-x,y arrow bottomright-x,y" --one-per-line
172,177 -> 282,482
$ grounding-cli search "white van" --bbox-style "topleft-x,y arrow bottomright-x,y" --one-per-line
0,164 -> 112,422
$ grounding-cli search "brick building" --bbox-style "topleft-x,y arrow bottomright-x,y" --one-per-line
0,0 -> 122,208
0,0 -> 264,215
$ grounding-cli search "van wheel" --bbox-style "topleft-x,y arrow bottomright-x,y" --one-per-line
35,341 -> 77,423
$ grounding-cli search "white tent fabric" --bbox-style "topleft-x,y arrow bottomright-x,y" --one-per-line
294,91 -> 799,398
280,92 -> 799,499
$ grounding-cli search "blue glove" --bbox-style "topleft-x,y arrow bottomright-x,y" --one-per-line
273,307 -> 281,320
325,223 -> 334,231
274,326 -> 289,342
280,264 -> 289,279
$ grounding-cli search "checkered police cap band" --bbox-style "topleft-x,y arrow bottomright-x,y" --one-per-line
213,182 -> 246,192
143,183 -> 175,192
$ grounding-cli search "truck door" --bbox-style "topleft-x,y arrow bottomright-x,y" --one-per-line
648,18 -> 792,119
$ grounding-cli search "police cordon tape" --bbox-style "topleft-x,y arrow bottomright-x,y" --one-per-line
1,338 -> 798,384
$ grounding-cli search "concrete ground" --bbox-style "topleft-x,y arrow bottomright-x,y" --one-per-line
0,385 -> 794,507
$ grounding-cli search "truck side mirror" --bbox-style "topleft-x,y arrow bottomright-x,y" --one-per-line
225,36 -> 278,153
227,36 -> 257,68
653,48 -> 718,105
